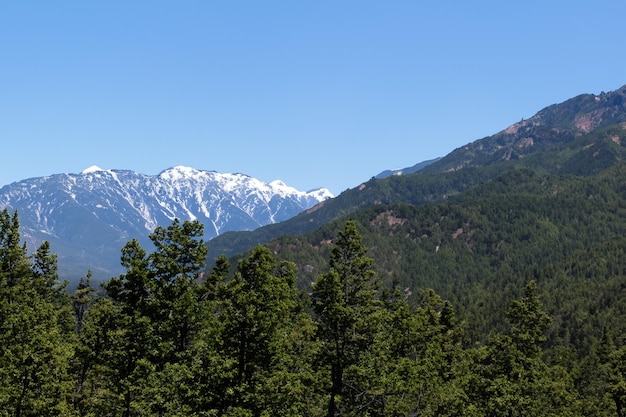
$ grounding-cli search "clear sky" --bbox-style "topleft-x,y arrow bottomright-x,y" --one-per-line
1,1 -> 625,195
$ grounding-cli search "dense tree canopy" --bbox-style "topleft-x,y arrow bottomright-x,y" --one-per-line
0,205 -> 625,416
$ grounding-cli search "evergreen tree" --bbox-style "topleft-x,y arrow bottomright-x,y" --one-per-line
218,245 -> 303,415
0,209 -> 30,288
609,346 -> 626,417
72,297 -> 125,415
469,280 -> 579,416
349,288 -> 470,416
199,254 -> 230,301
505,280 -> 551,357
148,219 -> 207,361
0,209 -> 75,416
76,219 -> 208,415
72,270 -> 96,333
112,239 -> 160,416
311,221 -> 380,417
181,257 -> 233,414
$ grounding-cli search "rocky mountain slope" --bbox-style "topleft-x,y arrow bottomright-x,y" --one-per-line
206,84 -> 626,262
421,84 -> 626,174
0,165 -> 332,280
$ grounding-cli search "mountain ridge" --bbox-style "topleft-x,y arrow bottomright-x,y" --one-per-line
374,157 -> 441,179
0,166 -> 332,281
420,84 -> 626,174
206,84 -> 626,262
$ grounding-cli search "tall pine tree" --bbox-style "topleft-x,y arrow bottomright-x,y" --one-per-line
0,209 -> 75,416
312,221 -> 380,417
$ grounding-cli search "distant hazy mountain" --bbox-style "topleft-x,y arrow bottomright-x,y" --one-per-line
0,166 -> 332,281
375,157 -> 441,179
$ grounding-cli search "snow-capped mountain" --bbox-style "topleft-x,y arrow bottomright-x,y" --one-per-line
0,166 -> 333,281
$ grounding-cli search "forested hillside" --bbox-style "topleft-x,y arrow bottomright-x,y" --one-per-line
267,162 -> 626,349
2,209 -> 626,416
207,121 -> 626,261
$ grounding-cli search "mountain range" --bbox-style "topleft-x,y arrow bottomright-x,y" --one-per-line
3,83 -> 626,285
0,165 -> 332,280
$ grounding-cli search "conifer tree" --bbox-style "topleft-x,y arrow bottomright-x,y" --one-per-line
72,270 -> 95,333
218,245 -> 302,415
609,346 -> 626,417
349,287 -> 470,416
469,280 -> 579,416
77,219 -> 208,415
148,219 -> 207,361
311,221 -> 380,417
0,209 -> 30,288
0,209 -> 75,416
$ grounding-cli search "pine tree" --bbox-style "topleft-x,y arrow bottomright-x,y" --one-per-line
311,221 -> 380,417
609,346 -> 626,417
348,287 -> 470,416
469,280 -> 580,416
0,209 -> 75,416
148,219 -> 207,361
77,219 -> 208,415
72,270 -> 96,333
0,209 -> 30,289
505,280 -> 551,357
218,246 -> 302,415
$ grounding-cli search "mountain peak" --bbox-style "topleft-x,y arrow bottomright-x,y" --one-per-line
81,165 -> 105,174
420,83 -> 626,174
158,165 -> 206,181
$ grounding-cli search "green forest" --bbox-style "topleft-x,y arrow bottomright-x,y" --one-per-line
2,202 -> 626,416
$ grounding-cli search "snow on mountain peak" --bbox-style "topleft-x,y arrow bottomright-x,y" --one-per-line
269,179 -> 295,193
81,165 -> 105,174
159,165 -> 207,181
0,165 -> 334,280
309,187 -> 334,200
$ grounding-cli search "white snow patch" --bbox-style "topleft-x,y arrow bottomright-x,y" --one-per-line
269,180 -> 298,195
159,166 -> 205,182
81,165 -> 105,174
308,188 -> 334,200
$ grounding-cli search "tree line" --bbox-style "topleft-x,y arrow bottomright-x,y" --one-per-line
1,209 -> 626,416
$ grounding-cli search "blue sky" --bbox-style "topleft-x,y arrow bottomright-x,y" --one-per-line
1,1 -> 625,195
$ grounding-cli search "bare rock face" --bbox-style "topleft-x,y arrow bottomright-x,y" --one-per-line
421,84 -> 626,173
